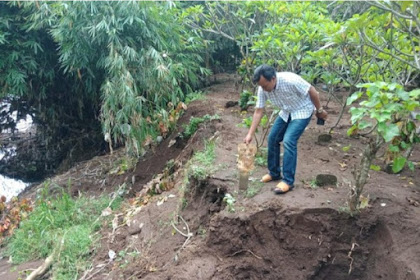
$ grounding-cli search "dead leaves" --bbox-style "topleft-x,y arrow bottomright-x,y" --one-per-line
338,161 -> 348,171
0,196 -> 33,244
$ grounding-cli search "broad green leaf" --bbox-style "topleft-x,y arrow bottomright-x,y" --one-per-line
358,120 -> 372,130
346,91 -> 362,106
349,107 -> 365,124
392,157 -> 406,173
388,145 -> 400,152
378,123 -> 400,142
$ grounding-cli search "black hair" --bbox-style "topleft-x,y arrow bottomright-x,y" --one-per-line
252,64 -> 276,83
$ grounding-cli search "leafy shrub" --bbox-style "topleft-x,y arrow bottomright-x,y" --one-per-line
239,90 -> 253,111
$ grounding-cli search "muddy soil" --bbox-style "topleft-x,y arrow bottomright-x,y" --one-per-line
1,73 -> 419,280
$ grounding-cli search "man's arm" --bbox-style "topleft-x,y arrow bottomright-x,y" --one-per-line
308,86 -> 328,120
244,108 -> 264,144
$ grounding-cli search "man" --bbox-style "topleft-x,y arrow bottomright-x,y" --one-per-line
244,65 -> 327,194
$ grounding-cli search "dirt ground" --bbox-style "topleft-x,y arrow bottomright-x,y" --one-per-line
1,73 -> 420,280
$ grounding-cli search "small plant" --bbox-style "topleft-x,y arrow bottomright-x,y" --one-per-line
347,82 -> 420,213
309,179 -> 319,189
254,147 -> 268,167
197,226 -> 207,238
223,193 -> 236,213
110,156 -> 138,175
116,248 -> 140,268
238,102 -> 279,149
181,197 -> 188,210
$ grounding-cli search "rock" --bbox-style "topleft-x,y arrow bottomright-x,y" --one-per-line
318,134 -> 332,144
225,101 -> 238,108
128,221 -> 144,235
316,174 -> 338,187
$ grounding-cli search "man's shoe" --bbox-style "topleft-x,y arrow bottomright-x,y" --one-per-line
273,181 -> 294,194
261,174 -> 273,183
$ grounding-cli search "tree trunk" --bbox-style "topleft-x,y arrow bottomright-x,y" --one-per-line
349,135 -> 384,213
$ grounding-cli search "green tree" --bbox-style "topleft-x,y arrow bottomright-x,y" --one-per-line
347,82 -> 419,213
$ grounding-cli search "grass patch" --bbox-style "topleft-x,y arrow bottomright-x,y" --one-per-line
183,114 -> 220,138
188,140 -> 217,180
6,183 -> 122,280
245,180 -> 264,198
185,90 -> 205,104
179,140 -> 217,210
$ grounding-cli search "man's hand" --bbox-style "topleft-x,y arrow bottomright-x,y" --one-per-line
244,133 -> 253,144
316,110 -> 328,120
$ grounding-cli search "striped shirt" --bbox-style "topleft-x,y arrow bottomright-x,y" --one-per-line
256,72 -> 314,122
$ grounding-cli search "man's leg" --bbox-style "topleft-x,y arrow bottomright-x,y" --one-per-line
267,116 -> 288,180
282,116 -> 311,186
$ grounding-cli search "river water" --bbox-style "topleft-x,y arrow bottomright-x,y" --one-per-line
0,106 -> 33,201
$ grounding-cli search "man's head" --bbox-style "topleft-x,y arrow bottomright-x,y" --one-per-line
253,64 -> 276,92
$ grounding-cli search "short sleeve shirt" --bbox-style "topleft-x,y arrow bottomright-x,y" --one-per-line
256,72 -> 314,122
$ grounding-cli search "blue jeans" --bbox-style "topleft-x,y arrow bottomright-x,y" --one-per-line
267,115 -> 311,186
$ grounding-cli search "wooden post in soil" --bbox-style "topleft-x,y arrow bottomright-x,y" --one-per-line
237,143 -> 257,191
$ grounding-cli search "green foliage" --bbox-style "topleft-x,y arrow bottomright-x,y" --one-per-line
185,91 -> 206,105
251,2 -> 330,74
347,82 -> 420,172
183,114 -> 220,138
255,147 -> 268,167
239,90 -> 253,111
181,1 -> 271,86
238,103 -> 279,149
1,2 -> 210,157
6,184 -> 121,279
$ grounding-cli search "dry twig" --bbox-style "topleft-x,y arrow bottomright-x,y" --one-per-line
347,242 -> 359,275
230,249 -> 262,260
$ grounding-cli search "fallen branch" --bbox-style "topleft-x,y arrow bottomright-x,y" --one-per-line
171,214 -> 194,262
25,232 -> 68,280
25,254 -> 54,280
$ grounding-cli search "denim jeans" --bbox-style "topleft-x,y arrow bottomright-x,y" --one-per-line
267,115 -> 311,186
